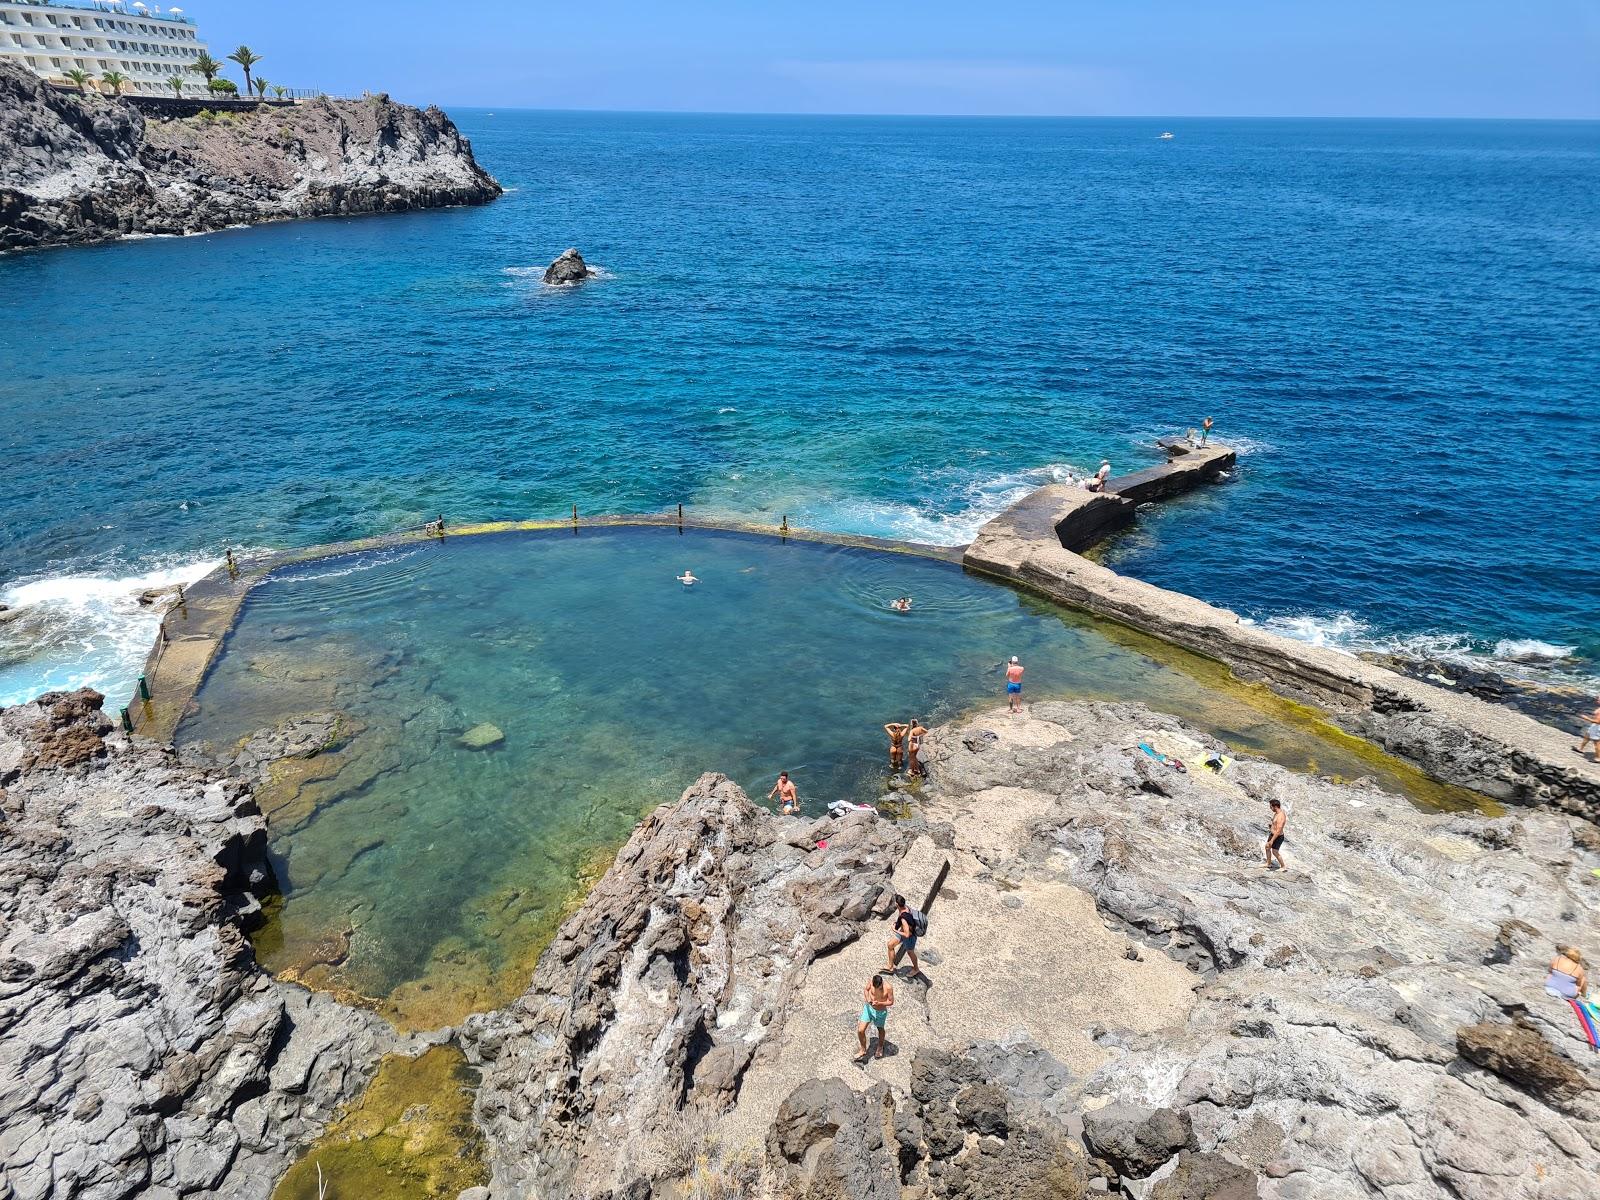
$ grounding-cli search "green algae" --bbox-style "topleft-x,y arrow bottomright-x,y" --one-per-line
271,1046 -> 488,1200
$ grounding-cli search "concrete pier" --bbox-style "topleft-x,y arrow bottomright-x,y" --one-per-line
981,443 -> 1235,553
965,446 -> 1600,818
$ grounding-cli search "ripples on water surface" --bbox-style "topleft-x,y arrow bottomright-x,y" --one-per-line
2,114 -> 1597,705
177,528 -> 1482,1026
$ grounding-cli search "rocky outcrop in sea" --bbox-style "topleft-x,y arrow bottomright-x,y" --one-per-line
542,247 -> 593,284
0,63 -> 501,252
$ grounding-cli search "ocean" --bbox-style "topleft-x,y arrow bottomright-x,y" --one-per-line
2,113 -> 1597,708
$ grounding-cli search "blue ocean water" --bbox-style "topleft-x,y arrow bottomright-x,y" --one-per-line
2,113 -> 1597,706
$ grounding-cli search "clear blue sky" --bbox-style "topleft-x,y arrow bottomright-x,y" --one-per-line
191,0 -> 1599,117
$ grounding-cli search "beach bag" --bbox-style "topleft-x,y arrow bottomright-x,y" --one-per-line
909,907 -> 928,937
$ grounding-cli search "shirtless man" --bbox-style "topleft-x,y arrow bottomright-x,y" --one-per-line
1005,655 -> 1025,714
856,973 -> 895,1061
1264,798 -> 1287,870
1575,697 -> 1600,759
768,771 -> 799,815
906,718 -> 929,779
1201,416 -> 1214,446
676,569 -> 698,587
884,722 -> 909,773
1085,460 -> 1112,492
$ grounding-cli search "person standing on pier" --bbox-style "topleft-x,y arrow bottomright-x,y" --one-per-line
1086,460 -> 1112,492
1201,416 -> 1214,446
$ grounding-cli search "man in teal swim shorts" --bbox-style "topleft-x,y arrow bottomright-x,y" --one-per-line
856,973 -> 895,1061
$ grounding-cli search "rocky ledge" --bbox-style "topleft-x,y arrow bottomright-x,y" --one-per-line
459,702 -> 1600,1199
0,63 -> 501,252
4,692 -> 1598,1200
0,690 -> 415,1200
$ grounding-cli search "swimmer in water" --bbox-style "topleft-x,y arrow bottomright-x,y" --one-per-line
768,771 -> 799,815
889,596 -> 913,612
677,570 -> 698,586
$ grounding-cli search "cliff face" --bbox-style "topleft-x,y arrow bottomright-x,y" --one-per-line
0,690 -> 409,1200
0,63 -> 501,251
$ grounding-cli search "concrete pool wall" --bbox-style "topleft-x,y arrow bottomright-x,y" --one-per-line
125,458 -> 1600,819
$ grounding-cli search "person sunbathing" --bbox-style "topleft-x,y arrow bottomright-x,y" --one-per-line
1546,947 -> 1589,999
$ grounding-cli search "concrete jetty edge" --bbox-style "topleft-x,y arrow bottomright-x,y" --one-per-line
964,445 -> 1600,818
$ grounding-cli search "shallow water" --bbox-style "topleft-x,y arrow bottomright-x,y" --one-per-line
178,527 -> 1481,1027
3,114 -> 1597,710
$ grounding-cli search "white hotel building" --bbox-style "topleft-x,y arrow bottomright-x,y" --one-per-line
0,1 -> 209,96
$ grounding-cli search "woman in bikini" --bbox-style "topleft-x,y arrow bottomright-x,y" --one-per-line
906,718 -> 928,778
884,722 -> 909,773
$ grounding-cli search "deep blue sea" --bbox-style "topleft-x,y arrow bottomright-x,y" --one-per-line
2,113 -> 1597,706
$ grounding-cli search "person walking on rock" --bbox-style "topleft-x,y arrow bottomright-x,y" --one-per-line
1006,655 -> 1025,714
1575,697 -> 1600,759
886,894 -> 923,976
855,973 -> 895,1062
1264,798 -> 1288,870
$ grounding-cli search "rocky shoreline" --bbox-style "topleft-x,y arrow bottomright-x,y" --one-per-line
3,690 -> 1597,1199
0,64 -> 500,252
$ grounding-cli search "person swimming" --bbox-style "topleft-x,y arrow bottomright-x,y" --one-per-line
677,570 -> 698,586
889,596 -> 913,612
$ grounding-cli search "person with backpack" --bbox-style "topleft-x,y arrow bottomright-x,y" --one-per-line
886,894 -> 925,975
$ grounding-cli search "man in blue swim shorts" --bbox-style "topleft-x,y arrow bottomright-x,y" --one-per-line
856,973 -> 895,1061
1006,655 -> 1025,714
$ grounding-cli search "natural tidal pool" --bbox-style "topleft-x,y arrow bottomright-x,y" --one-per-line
179,526 -> 1477,1027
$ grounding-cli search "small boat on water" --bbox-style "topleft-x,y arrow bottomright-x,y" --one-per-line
1158,131 -> 1175,140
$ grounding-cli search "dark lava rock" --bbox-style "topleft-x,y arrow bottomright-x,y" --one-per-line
1457,1020 -> 1593,1103
1082,1103 -> 1194,1179
543,246 -> 593,284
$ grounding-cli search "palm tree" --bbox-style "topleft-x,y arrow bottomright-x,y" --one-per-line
252,76 -> 269,99
99,71 -> 127,97
64,68 -> 91,95
192,51 -> 221,84
167,75 -> 186,98
227,46 -> 261,99
272,84 -> 288,101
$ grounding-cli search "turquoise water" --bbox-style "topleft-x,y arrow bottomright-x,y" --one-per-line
176,527 -> 1474,1026
3,114 -> 1598,707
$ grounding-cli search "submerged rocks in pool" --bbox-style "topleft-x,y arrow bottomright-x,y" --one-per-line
459,721 -> 505,749
542,247 -> 593,284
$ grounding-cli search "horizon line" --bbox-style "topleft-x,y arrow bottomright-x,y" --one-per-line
437,104 -> 1600,123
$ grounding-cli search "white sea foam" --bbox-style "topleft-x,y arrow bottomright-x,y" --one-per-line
805,462 -> 1085,547
0,556 -> 223,708
1248,611 -> 1597,693
276,547 -> 420,584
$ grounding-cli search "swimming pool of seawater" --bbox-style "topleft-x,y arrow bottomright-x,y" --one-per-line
177,525 -> 1479,1027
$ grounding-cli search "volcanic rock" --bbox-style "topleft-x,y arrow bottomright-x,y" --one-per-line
0,62 -> 501,252
0,689 -> 413,1200
461,772 -> 911,1199
542,246 -> 593,284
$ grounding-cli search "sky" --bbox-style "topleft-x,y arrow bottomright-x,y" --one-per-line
180,1 -> 1599,117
